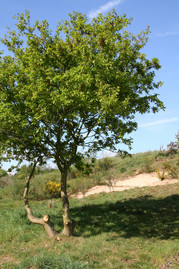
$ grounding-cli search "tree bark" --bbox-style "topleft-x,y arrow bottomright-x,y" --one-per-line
23,162 -> 59,239
61,170 -> 76,236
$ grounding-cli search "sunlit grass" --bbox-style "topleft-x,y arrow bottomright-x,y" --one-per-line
0,182 -> 178,268
0,150 -> 178,268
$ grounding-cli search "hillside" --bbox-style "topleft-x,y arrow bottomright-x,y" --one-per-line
0,150 -> 178,268
0,149 -> 179,200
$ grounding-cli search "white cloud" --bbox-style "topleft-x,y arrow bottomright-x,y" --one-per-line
154,31 -> 179,37
88,0 -> 123,19
139,117 -> 179,128
102,150 -> 117,158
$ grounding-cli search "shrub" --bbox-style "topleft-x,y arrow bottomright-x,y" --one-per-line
162,162 -> 178,178
119,167 -> 127,173
68,166 -> 80,179
156,168 -> 167,181
156,161 -> 178,180
0,168 -> 7,178
166,142 -> 178,155
97,157 -> 113,171
15,165 -> 35,180
142,158 -> 154,173
156,140 -> 178,159
14,165 -> 55,180
93,173 -> 104,185
69,176 -> 94,195
45,180 -> 61,198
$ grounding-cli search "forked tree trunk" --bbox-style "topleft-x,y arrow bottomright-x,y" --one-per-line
61,170 -> 76,236
23,162 -> 75,238
23,162 -> 59,239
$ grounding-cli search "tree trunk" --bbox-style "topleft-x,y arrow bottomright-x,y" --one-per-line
23,162 -> 59,239
61,170 -> 76,236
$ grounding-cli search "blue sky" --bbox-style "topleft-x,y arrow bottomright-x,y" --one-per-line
0,0 -> 179,169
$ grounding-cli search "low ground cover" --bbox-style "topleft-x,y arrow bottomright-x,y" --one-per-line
0,150 -> 178,268
0,183 -> 178,268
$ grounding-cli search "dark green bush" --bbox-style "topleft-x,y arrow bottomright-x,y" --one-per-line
120,167 -> 127,173
0,168 -> 7,178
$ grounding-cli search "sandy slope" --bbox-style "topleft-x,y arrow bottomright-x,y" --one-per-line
73,173 -> 179,199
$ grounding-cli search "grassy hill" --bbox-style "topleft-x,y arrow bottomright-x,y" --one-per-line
1,148 -> 178,200
0,150 -> 178,268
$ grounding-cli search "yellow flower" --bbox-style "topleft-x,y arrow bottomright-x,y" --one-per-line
46,180 -> 61,198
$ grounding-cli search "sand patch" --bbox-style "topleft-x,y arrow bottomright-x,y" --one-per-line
73,173 -> 178,199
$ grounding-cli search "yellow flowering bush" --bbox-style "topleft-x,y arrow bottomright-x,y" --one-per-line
156,168 -> 167,181
45,180 -> 61,198
156,161 -> 178,180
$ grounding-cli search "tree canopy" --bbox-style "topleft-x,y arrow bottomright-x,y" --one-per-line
0,10 -> 164,170
0,10 -> 164,236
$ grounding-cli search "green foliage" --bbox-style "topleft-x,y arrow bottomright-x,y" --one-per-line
10,165 -> 60,200
12,179 -> 25,199
14,164 -> 54,180
166,142 -> 178,155
68,161 -> 93,180
113,151 -> 157,178
11,170 -> 61,200
0,9 -> 167,238
164,162 -> 178,178
156,139 -> 179,160
141,157 -> 155,173
15,165 -> 34,180
156,161 -> 178,180
0,10 -> 164,176
0,168 -> 7,177
68,166 -> 79,179
119,167 -> 127,173
68,176 -> 94,195
97,157 -> 113,171
2,150 -> 178,200
0,169 -> 11,188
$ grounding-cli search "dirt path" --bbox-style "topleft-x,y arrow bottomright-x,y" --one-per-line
73,173 -> 179,199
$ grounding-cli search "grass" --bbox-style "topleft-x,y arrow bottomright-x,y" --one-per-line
1,150 -> 178,200
67,150 -> 178,195
0,150 -> 179,268
0,183 -> 179,268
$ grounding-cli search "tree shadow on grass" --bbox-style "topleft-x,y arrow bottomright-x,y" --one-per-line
70,194 -> 179,240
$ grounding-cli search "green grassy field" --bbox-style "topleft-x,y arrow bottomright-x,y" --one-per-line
0,151 -> 179,268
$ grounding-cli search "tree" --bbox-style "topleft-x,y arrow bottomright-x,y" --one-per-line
0,10 -> 164,237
